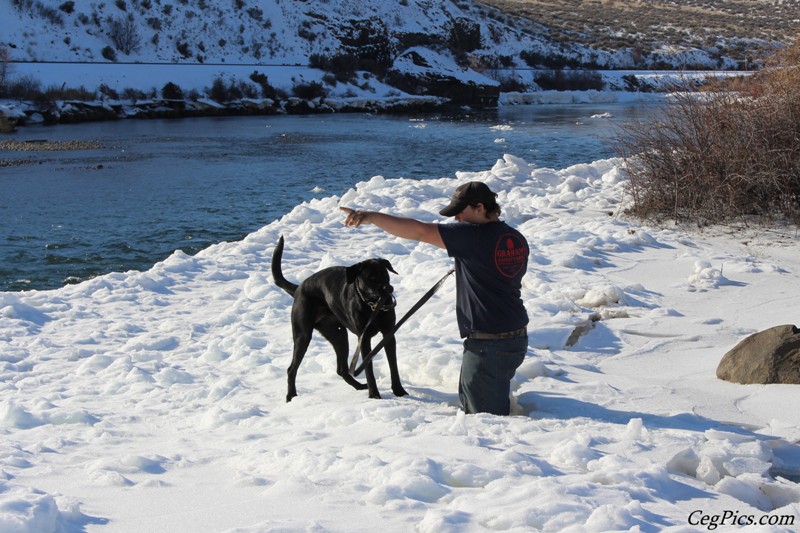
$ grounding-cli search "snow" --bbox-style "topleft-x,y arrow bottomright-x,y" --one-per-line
2,150 -> 800,532
1,0 -> 748,103
0,2 -> 796,530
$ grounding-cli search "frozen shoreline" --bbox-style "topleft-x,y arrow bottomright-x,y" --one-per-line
2,153 -> 799,532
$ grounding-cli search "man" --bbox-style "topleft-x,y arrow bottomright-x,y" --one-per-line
340,181 -> 529,415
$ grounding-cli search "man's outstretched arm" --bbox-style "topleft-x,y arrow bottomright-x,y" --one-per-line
340,207 -> 445,249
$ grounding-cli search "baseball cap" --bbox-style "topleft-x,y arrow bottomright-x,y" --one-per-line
439,181 -> 498,217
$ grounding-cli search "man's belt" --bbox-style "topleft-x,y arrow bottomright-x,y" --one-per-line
468,327 -> 527,340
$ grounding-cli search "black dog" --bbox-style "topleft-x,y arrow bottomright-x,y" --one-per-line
271,236 -> 408,402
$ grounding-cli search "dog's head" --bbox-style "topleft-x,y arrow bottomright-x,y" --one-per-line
346,258 -> 397,311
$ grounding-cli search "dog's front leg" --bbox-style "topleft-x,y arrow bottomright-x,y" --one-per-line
360,338 -> 381,399
382,334 -> 408,397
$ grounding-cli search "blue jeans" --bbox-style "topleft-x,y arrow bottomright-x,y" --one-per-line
459,336 -> 527,415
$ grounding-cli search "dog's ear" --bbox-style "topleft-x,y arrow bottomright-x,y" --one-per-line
380,259 -> 397,274
345,263 -> 361,284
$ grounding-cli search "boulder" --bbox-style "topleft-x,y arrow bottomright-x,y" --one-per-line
717,325 -> 800,384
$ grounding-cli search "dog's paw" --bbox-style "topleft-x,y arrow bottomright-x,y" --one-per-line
393,386 -> 409,397
369,391 -> 382,399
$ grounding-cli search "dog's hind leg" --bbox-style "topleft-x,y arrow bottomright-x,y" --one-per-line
286,329 -> 312,403
317,320 -> 370,393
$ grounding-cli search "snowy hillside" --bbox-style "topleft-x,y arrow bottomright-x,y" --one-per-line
1,0 -> 759,99
5,0 -> 474,64
3,0 -> 740,67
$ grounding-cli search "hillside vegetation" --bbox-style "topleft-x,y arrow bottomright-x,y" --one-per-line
477,0 -> 800,66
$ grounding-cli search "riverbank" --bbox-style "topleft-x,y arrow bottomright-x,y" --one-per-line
1,62 -> 736,132
0,86 -> 673,132
0,94 -> 454,132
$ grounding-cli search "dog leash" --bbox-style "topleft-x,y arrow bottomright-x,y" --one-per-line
350,267 -> 455,377
348,293 -> 390,375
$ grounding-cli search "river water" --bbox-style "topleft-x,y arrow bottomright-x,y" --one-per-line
0,102 -> 650,291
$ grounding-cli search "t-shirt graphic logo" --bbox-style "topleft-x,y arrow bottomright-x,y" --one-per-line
494,233 -> 526,278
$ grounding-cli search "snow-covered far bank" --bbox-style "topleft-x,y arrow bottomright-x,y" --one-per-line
0,59 -> 745,131
1,154 -> 800,532
7,60 -> 741,98
7,62 -> 338,96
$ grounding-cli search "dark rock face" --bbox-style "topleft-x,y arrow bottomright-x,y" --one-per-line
385,71 -> 499,108
717,325 -> 800,384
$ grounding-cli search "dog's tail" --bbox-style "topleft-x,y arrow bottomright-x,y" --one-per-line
271,235 -> 298,297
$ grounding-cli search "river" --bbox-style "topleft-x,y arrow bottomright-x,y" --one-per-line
0,102 -> 653,291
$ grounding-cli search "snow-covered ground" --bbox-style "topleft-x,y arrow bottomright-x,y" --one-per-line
2,152 -> 799,532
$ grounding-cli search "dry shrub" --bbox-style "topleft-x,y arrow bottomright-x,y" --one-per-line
617,39 -> 800,225
761,40 -> 800,105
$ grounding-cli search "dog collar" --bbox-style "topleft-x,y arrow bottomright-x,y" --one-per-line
356,286 -> 395,311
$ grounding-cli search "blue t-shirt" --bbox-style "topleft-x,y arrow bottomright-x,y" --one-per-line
438,220 -> 529,338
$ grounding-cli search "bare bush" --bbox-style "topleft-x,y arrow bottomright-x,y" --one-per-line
0,47 -> 12,94
107,15 -> 141,55
37,4 -> 65,26
44,84 -> 96,100
121,87 -> 148,102
58,2 -> 75,14
292,81 -> 328,100
176,42 -> 192,59
101,46 -> 117,61
161,82 -> 184,100
12,0 -> 35,13
249,71 -> 277,99
4,75 -> 43,100
207,76 -> 259,102
208,77 -> 236,102
617,39 -> 800,225
98,84 -> 119,100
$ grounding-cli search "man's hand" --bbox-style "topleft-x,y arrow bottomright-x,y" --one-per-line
340,206 -> 369,227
